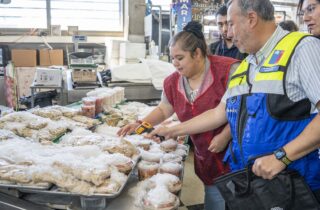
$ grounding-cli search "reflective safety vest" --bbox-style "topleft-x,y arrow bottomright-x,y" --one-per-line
225,32 -> 320,191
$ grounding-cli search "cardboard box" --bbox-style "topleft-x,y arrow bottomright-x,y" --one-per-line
72,69 -> 96,83
39,49 -> 64,66
11,49 -> 37,67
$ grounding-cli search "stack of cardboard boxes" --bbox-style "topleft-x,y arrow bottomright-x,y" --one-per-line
10,49 -> 64,98
11,49 -> 64,67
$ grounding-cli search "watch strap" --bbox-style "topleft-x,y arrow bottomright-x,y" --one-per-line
280,156 -> 292,166
274,147 -> 292,166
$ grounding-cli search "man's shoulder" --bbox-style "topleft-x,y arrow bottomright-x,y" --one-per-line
209,40 -> 222,48
297,35 -> 320,47
209,40 -> 222,53
287,35 -> 320,59
210,40 -> 222,46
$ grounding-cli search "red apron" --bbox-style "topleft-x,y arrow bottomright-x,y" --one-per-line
164,55 -> 237,185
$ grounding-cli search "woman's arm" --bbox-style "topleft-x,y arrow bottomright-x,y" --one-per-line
208,124 -> 232,153
148,102 -> 228,139
117,102 -> 174,136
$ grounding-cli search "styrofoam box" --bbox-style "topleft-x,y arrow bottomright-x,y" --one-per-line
109,40 -> 125,58
35,68 -> 62,86
15,67 -> 36,97
119,42 -> 146,59
119,58 -> 141,66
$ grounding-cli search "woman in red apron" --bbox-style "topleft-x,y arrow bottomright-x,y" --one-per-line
118,21 -> 239,210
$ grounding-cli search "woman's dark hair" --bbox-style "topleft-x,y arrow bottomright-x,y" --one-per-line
169,21 -> 207,58
297,0 -> 304,15
297,0 -> 320,16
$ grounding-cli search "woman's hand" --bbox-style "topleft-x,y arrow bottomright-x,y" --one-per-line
208,133 -> 230,153
117,122 -> 140,136
146,125 -> 173,140
143,133 -> 163,143
208,124 -> 231,153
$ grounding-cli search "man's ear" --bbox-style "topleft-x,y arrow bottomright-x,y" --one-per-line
247,11 -> 258,28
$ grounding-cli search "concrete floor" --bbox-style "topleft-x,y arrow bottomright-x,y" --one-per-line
178,149 -> 205,210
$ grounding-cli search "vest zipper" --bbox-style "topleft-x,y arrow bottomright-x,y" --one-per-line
237,96 -> 249,167
233,65 -> 252,166
246,64 -> 253,94
237,97 -> 244,166
228,141 -> 237,164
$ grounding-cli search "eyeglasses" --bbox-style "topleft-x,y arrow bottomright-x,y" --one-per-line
298,3 -> 320,17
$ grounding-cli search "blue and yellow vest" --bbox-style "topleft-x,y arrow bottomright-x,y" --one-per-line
225,32 -> 320,191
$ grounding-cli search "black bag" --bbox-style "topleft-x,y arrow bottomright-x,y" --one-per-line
215,166 -> 320,210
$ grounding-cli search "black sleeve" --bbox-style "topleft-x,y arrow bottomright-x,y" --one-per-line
209,41 -> 220,55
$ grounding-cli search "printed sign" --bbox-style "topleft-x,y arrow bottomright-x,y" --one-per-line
174,0 -> 192,32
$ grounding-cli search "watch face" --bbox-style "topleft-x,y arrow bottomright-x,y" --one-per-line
275,150 -> 285,159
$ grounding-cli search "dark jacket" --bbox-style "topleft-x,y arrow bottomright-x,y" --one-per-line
209,40 -> 247,60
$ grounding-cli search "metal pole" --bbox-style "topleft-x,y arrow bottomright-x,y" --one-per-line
46,0 -> 51,35
152,5 -> 162,56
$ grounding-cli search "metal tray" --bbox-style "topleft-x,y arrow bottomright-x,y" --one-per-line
19,159 -> 138,199
0,181 -> 52,191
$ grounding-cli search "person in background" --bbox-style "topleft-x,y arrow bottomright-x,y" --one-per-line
149,0 -> 320,202
118,21 -> 239,210
209,4 -> 247,60
278,20 -> 299,32
298,0 -> 320,36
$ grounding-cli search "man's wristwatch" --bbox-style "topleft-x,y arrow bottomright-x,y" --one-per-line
274,147 -> 292,166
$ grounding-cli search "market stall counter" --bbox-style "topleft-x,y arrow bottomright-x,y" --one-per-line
0,163 -> 186,210
0,95 -> 188,210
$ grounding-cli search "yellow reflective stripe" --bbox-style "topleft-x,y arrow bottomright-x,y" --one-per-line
255,32 -> 309,82
231,59 -> 249,76
264,32 -> 309,67
229,60 -> 249,88
255,71 -> 284,81
229,76 -> 247,88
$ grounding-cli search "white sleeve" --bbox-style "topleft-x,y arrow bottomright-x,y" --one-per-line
294,37 -> 320,106
161,90 -> 172,106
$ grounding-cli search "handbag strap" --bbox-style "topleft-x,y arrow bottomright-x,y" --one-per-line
235,155 -> 268,196
235,164 -> 253,196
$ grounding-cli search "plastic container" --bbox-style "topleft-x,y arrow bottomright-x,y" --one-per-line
80,197 -> 106,210
81,105 -> 95,118
138,160 -> 159,181
141,151 -> 164,163
113,87 -> 125,103
162,154 -> 182,164
82,97 -> 96,106
101,93 -> 114,112
159,162 -> 182,178
141,187 -> 179,210
95,96 -> 103,114
160,140 -> 178,152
